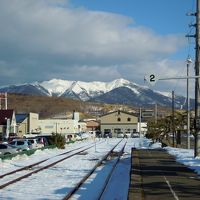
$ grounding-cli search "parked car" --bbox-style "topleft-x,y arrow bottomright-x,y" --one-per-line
80,132 -> 90,139
117,132 -> 124,138
124,132 -> 131,138
131,132 -> 140,138
9,139 -> 33,151
0,143 -> 21,155
104,132 -> 112,138
27,138 -> 44,149
95,130 -> 102,138
35,135 -> 51,146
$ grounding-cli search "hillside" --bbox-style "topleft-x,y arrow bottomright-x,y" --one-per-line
3,93 -> 173,120
5,93 -> 134,119
6,93 -> 94,118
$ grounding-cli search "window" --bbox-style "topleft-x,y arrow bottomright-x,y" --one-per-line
117,117 -> 121,122
17,141 -> 24,145
104,129 -> 111,133
28,140 -> 34,144
10,142 -> 15,146
114,128 -> 121,133
127,118 -> 131,121
0,144 -> 7,149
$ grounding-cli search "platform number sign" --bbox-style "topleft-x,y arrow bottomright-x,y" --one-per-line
150,74 -> 155,82
145,74 -> 158,86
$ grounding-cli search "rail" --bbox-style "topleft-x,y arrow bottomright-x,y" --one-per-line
63,139 -> 125,200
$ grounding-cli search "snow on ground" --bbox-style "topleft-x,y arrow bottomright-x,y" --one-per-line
165,146 -> 200,175
0,137 -> 200,200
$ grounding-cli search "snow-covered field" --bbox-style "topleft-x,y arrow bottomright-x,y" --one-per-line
0,137 -> 200,200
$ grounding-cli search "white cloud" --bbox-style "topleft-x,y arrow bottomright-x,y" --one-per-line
0,0 -> 188,96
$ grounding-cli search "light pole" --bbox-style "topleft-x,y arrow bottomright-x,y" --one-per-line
5,117 -> 10,140
155,103 -> 157,124
139,108 -> 142,138
187,57 -> 192,149
172,91 -> 175,147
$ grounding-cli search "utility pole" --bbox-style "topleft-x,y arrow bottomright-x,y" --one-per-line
187,58 -> 192,149
186,0 -> 200,157
172,91 -> 175,147
155,103 -> 157,124
195,0 -> 200,157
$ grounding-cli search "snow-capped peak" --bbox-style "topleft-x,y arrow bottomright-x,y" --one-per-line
40,79 -> 74,95
0,78 -> 189,109
110,78 -> 131,86
38,78 -> 136,100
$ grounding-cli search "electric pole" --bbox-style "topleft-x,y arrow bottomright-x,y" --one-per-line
194,0 -> 200,157
155,103 -> 157,124
186,0 -> 200,157
172,90 -> 175,147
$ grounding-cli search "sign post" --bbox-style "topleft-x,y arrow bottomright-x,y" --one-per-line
144,72 -> 200,156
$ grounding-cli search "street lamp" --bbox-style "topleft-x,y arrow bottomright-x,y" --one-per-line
5,117 -> 10,140
187,57 -> 192,149
139,108 -> 142,138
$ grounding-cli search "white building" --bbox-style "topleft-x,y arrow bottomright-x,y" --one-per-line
38,119 -> 79,136
137,122 -> 148,135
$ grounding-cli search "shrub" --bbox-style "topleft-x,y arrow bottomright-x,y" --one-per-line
49,133 -> 66,149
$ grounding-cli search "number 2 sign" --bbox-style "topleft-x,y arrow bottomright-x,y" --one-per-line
144,74 -> 158,86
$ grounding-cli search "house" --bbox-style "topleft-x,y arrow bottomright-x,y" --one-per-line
78,121 -> 87,133
85,120 -> 100,131
16,113 -> 29,137
16,113 -> 39,137
100,110 -> 138,137
0,109 -> 17,139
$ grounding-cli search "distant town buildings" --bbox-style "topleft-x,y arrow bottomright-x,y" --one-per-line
0,106 -> 150,140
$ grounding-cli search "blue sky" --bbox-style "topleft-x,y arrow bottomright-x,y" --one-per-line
70,0 -> 196,60
70,0 -> 194,34
0,0 -> 196,97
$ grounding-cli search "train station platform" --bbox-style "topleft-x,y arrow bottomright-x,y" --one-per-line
128,148 -> 200,200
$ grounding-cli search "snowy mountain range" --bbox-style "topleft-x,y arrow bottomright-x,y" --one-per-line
0,78 -> 193,108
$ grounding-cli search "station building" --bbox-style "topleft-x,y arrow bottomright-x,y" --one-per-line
100,110 -> 138,137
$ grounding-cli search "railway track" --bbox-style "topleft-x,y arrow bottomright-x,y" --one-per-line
0,141 -> 105,189
97,141 -> 127,200
0,139 -> 125,193
63,140 -> 127,200
0,141 -> 100,179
